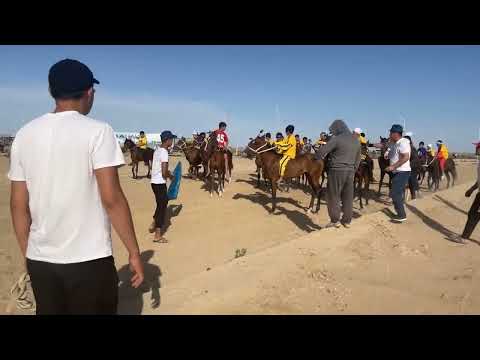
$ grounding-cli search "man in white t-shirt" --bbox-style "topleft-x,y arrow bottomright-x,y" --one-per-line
149,131 -> 175,243
384,124 -> 411,223
8,59 -> 144,314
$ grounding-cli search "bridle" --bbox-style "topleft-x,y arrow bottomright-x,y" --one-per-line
247,140 -> 275,154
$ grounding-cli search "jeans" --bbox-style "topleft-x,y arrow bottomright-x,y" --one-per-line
390,171 -> 411,219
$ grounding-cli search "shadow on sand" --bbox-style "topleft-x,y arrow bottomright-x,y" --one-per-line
232,192 -> 322,232
117,250 -> 162,315
433,195 -> 468,216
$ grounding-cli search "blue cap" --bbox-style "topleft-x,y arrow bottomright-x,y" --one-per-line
389,124 -> 403,134
49,59 -> 99,98
161,131 -> 177,142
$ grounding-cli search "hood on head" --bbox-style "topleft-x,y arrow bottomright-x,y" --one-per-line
329,119 -> 350,136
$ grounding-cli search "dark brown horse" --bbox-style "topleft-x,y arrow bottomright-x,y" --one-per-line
246,135 -> 324,213
124,138 -> 154,179
355,160 -> 371,209
427,155 -> 457,191
201,132 -> 233,182
376,137 -> 392,195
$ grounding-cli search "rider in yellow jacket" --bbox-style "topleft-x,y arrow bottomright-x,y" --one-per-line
276,125 -> 296,183
137,131 -> 148,149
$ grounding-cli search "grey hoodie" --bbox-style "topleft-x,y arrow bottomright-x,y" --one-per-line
314,119 -> 361,171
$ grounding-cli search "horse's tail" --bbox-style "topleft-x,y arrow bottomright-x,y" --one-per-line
228,151 -> 234,170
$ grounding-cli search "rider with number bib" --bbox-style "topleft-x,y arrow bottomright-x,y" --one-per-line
215,122 -> 231,182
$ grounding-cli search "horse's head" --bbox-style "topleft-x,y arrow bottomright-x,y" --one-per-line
245,134 -> 268,158
176,137 -> 188,150
124,138 -> 135,150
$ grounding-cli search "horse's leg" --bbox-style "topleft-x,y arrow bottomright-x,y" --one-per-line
378,171 -> 384,195
132,161 -> 135,178
271,180 -> 277,213
446,172 -> 451,189
209,169 -> 214,198
365,175 -> 370,206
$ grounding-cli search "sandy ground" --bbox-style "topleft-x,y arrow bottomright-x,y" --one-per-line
1,153 -> 479,314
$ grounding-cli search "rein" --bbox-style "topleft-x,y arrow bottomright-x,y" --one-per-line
248,143 -> 275,154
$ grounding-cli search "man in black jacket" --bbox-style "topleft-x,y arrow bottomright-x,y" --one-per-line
315,119 -> 361,229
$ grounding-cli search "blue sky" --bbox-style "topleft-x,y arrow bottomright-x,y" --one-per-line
0,45 -> 479,151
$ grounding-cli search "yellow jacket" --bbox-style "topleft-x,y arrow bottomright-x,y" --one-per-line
359,135 -> 367,145
437,144 -> 449,159
276,134 -> 297,159
137,135 -> 147,149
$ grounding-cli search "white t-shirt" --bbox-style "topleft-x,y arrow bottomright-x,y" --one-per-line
151,146 -> 169,184
8,111 -> 125,264
387,137 -> 411,172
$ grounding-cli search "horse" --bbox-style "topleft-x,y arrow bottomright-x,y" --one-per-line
123,138 -> 154,179
176,137 -> 205,179
354,159 -> 371,209
201,132 -> 233,182
376,137 -> 393,195
204,135 -> 228,197
246,135 -> 324,214
427,156 -> 457,191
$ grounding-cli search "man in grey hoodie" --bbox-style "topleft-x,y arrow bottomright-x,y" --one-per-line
314,119 -> 361,228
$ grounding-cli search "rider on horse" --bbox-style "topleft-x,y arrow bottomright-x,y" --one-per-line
436,140 -> 449,179
137,131 -> 149,165
275,125 -> 297,185
215,121 -> 231,182
274,132 -> 284,154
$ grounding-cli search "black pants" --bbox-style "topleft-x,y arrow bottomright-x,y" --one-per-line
26,256 -> 118,315
462,192 -> 480,239
151,183 -> 168,229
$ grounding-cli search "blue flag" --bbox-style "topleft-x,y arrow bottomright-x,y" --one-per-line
167,162 -> 182,200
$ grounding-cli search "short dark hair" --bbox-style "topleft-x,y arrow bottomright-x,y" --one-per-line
219,122 -> 227,128
303,137 -> 307,140
276,132 -> 283,138
50,88 -> 86,100
140,131 -> 145,134
286,125 -> 294,134
419,141 -> 425,145
360,133 -> 365,137
265,132 -> 271,138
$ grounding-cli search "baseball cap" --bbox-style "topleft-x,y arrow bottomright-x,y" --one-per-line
436,140 -> 443,145
354,128 -> 362,134
49,59 -> 99,99
161,131 -> 177,142
389,124 -> 403,134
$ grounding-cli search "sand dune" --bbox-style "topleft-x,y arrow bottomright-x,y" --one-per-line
1,154 -> 478,314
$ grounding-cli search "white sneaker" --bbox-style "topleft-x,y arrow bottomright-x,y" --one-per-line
392,217 -> 407,223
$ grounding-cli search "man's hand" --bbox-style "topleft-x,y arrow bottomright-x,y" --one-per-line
129,253 -> 145,288
385,166 -> 394,173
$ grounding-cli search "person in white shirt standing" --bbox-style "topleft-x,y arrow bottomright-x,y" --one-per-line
8,59 -> 144,315
149,131 -> 175,243
385,124 -> 411,223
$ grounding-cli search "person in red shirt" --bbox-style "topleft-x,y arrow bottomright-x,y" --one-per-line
215,121 -> 231,182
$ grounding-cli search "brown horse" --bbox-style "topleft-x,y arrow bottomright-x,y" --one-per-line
246,135 -> 324,213
176,138 -> 205,179
204,135 -> 227,197
376,137 -> 392,195
124,138 -> 154,179
201,132 -> 233,182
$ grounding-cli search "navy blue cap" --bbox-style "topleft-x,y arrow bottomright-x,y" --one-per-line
48,59 -> 99,98
161,131 -> 177,142
389,124 -> 403,134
